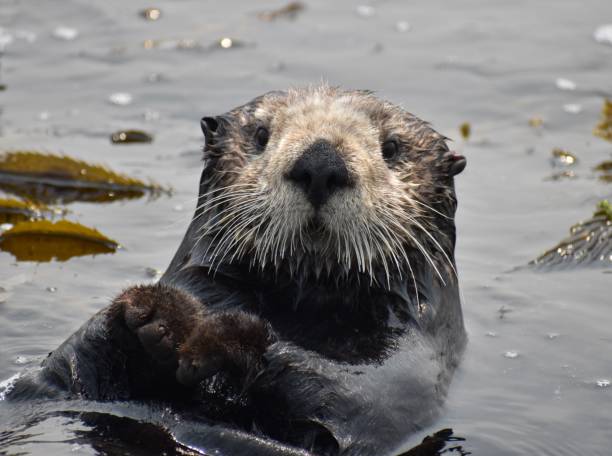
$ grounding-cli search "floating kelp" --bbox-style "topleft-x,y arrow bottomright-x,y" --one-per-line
0,151 -> 164,204
595,160 -> 612,183
110,130 -> 153,144
0,198 -> 45,224
530,201 -> 612,269
528,116 -> 544,128
140,8 -> 161,21
257,2 -> 305,21
0,219 -> 119,262
594,200 -> 612,220
459,122 -> 471,140
594,99 -> 612,142
550,148 -> 577,167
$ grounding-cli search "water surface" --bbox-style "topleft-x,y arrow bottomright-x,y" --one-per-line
1,0 -> 611,454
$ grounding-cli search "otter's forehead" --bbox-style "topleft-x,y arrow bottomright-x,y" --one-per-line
247,87 -> 437,150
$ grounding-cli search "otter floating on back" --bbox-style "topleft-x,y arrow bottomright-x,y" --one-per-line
7,86 -> 467,456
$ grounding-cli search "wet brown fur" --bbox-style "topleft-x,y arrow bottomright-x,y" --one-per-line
112,283 -> 273,384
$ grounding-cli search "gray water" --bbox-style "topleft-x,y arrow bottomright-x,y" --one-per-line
0,0 -> 611,454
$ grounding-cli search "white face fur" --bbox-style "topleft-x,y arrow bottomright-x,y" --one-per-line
197,86 -> 462,285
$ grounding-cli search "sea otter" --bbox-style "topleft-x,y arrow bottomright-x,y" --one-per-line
7,86 -> 467,455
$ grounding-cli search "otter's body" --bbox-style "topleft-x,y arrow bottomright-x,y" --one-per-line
8,87 -> 467,456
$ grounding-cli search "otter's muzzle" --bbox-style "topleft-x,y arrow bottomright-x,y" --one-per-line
286,139 -> 352,210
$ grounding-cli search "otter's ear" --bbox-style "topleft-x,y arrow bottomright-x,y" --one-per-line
449,152 -> 467,176
200,116 -> 220,147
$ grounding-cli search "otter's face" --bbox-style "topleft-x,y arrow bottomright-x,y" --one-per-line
197,87 -> 465,284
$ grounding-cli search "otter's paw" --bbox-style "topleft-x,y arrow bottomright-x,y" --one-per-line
112,284 -> 203,366
176,311 -> 275,386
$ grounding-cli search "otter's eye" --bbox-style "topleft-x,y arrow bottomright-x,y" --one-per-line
381,139 -> 399,161
254,126 -> 270,151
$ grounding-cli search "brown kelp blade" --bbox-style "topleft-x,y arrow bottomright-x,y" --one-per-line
110,130 -> 154,144
595,160 -> 612,183
0,198 -> 46,224
530,201 -> 612,269
257,2 -> 305,21
0,151 -> 165,204
0,220 -> 119,262
593,99 -> 612,142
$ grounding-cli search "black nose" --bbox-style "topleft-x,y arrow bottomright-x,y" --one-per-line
286,139 -> 352,209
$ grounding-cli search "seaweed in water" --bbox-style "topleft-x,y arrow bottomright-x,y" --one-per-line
140,8 -> 161,21
257,2 -> 305,21
594,160 -> 612,183
0,198 -> 46,224
530,201 -> 612,269
0,219 -> 119,262
593,99 -> 612,142
110,129 -> 154,144
459,122 -> 471,140
550,148 -> 577,167
0,151 -> 165,204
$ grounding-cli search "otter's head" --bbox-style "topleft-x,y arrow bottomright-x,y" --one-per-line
195,86 -> 465,286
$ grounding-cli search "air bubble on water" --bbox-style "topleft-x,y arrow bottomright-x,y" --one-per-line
173,204 -> 184,212
546,332 -> 560,339
555,78 -> 576,91
15,30 -> 37,43
219,38 -> 233,49
0,28 -> 15,50
14,355 -> 35,365
143,109 -> 160,121
53,26 -> 79,41
596,379 -> 610,388
38,111 -> 50,121
269,61 -> 287,72
485,331 -> 497,337
594,24 -> 612,46
503,350 -> 519,359
563,104 -> 582,114
109,92 -> 133,106
145,72 -> 166,83
356,5 -> 375,17
46,286 -> 57,292
396,21 -> 411,32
